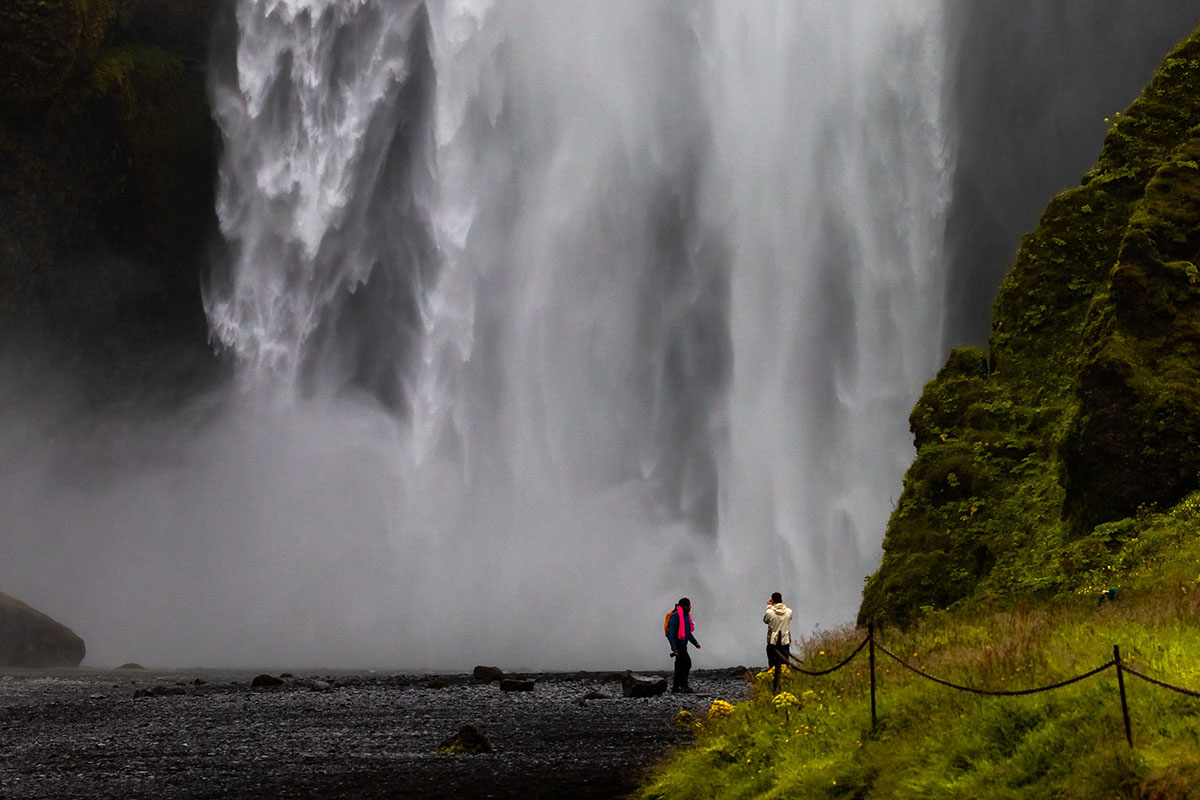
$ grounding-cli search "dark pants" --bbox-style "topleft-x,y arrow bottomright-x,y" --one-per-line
673,646 -> 692,691
767,644 -> 789,692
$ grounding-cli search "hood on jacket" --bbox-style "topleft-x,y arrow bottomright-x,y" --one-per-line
769,602 -> 788,615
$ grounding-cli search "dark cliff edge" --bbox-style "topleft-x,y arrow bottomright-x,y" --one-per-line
0,0 -> 225,391
0,590 -> 85,667
862,26 -> 1200,626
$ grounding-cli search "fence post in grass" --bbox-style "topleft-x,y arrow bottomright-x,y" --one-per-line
868,623 -> 877,730
1114,645 -> 1133,747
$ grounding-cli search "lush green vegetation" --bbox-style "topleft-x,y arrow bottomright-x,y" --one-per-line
860,25 -> 1200,627
640,490 -> 1200,798
644,21 -> 1200,800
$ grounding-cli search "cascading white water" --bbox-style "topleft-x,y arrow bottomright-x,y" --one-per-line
704,4 -> 951,622
196,0 -> 952,668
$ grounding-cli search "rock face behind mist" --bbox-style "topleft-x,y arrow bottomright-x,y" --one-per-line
861,25 -> 1200,626
0,0 -> 221,354
0,591 -> 86,668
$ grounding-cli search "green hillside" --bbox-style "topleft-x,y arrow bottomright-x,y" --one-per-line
860,24 -> 1200,627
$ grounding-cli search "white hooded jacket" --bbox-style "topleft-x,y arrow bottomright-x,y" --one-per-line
763,602 -> 792,646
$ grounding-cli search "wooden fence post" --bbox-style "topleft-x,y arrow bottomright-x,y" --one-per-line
869,624 -> 877,730
1114,645 -> 1133,747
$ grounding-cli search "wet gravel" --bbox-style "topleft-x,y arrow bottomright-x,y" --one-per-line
0,667 -> 751,799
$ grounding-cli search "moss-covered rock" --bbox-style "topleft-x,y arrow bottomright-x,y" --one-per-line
0,0 -> 120,116
862,27 -> 1200,627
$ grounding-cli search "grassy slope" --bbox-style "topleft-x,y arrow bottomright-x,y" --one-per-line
640,23 -> 1200,800
639,496 -> 1200,798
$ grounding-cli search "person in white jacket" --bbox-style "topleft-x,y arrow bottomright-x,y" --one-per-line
763,592 -> 793,692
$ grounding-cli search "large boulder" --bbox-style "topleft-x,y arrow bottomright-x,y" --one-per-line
0,591 -> 86,667
472,665 -> 505,684
619,674 -> 667,698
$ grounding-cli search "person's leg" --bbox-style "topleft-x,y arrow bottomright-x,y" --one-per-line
679,647 -> 692,690
673,647 -> 687,691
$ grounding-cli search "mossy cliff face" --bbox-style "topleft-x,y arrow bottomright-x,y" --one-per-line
0,0 -> 221,347
861,27 -> 1200,626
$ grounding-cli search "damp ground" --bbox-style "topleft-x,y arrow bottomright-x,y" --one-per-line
0,666 -> 751,799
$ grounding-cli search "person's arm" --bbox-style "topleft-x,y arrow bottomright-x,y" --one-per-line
687,629 -> 700,648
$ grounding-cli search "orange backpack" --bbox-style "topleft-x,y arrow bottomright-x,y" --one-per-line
663,609 -> 673,635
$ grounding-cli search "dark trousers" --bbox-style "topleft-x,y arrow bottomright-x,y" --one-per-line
673,646 -> 692,690
766,644 -> 789,692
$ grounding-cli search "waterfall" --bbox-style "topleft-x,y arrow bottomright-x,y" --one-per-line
3,0 -> 1192,670
196,0 -> 952,667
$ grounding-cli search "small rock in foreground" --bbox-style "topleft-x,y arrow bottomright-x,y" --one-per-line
438,723 -> 494,754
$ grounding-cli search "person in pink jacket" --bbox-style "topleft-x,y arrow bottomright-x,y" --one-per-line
764,592 -> 793,691
666,598 -> 701,693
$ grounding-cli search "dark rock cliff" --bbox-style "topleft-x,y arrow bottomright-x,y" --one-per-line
0,0 -> 223,360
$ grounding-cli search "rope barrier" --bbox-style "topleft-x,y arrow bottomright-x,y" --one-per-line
770,627 -> 1200,747
1123,665 -> 1200,698
873,641 -> 1116,696
786,635 -> 869,676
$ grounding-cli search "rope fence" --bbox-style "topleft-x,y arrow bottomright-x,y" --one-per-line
776,625 -> 1200,748
873,640 -> 1116,696
788,635 -> 871,677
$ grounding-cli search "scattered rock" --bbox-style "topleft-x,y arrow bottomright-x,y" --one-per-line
0,592 -> 86,668
423,678 -> 450,689
116,663 -> 145,670
437,723 -> 494,755
191,678 -> 206,685
133,685 -> 186,698
619,674 -> 667,698
499,679 -> 535,692
473,665 -> 505,684
280,673 -> 294,678
580,691 -> 610,701
250,674 -> 284,687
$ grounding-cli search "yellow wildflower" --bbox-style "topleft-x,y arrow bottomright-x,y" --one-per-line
772,691 -> 800,710
708,699 -> 736,720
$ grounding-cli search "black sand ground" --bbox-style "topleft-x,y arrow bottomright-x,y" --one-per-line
0,667 -> 751,799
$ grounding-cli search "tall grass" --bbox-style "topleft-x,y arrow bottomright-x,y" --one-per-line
638,497 -> 1200,799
